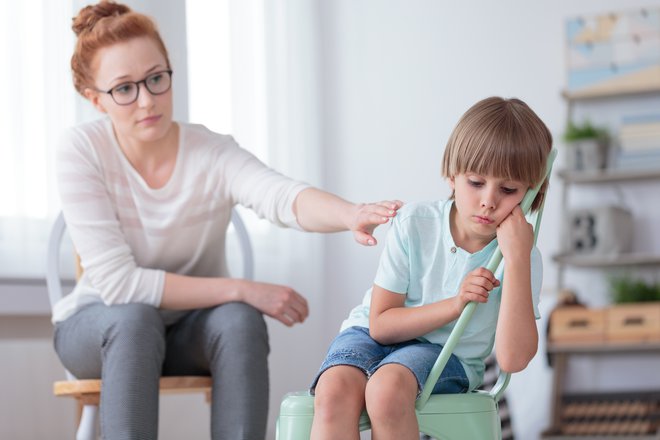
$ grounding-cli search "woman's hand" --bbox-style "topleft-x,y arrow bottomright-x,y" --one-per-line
453,267 -> 500,314
350,200 -> 403,246
496,205 -> 534,262
241,281 -> 309,327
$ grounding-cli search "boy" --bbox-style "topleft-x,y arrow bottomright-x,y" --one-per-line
310,97 -> 552,440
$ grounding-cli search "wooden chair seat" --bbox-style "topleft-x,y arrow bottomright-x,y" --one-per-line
54,376 -> 213,406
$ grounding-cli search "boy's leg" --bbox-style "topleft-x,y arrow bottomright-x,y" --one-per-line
365,364 -> 419,440
309,327 -> 385,440
311,365 -> 367,440
364,341 -> 469,440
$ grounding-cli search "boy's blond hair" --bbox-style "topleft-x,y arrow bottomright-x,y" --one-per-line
442,97 -> 552,211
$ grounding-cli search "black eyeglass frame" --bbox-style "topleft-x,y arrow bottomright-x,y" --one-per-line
94,69 -> 174,106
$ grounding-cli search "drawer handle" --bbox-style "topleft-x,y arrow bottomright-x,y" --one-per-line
623,317 -> 644,326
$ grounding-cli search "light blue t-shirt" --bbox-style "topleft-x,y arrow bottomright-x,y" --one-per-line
340,200 -> 543,391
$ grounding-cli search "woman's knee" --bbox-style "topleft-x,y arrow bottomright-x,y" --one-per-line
208,302 -> 268,343
199,302 -> 270,367
102,303 -> 165,352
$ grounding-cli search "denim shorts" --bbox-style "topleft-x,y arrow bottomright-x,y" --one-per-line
310,326 -> 469,397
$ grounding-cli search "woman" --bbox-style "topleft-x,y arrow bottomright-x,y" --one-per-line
53,1 -> 401,439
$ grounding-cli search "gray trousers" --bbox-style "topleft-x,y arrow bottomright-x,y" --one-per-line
54,302 -> 270,440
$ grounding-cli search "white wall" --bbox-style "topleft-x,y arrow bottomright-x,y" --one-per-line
315,1 -> 660,439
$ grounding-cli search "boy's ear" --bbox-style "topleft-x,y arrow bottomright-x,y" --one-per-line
84,88 -> 108,114
448,176 -> 455,190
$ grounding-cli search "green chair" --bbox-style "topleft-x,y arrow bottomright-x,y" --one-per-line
276,149 -> 557,440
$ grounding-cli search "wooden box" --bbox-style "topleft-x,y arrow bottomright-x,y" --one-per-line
550,307 -> 605,344
606,302 -> 660,343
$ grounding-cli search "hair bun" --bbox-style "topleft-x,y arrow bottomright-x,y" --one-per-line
72,1 -> 131,36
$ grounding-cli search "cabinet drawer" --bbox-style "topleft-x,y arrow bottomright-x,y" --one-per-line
550,308 -> 605,344
606,303 -> 660,342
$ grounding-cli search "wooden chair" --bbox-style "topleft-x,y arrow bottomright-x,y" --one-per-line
276,149 -> 556,440
46,210 -> 254,440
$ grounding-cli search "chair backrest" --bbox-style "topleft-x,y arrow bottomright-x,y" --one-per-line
46,209 -> 254,308
416,148 -> 557,409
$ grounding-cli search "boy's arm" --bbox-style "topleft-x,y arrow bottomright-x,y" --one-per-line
369,285 -> 461,345
369,266 -> 498,346
370,262 -> 500,345
494,206 -> 539,372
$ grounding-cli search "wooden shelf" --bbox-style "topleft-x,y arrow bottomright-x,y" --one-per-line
562,82 -> 660,101
557,168 -> 660,184
547,341 -> 660,355
553,253 -> 660,268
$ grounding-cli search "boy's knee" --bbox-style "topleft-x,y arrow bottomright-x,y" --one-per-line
315,367 -> 366,412
365,366 -> 417,417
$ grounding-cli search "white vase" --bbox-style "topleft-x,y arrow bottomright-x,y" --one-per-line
565,138 -> 609,171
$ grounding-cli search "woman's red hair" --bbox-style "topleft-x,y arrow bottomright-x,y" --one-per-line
71,0 -> 171,95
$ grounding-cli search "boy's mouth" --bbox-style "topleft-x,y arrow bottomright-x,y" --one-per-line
473,215 -> 494,225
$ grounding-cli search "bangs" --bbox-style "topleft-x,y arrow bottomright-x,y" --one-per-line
444,98 -> 549,187
457,129 -> 546,186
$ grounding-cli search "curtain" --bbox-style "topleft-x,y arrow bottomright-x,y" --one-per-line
0,1 -> 75,278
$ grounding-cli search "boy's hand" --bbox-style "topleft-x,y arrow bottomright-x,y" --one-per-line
496,205 -> 534,261
454,267 -> 500,314
350,200 -> 403,246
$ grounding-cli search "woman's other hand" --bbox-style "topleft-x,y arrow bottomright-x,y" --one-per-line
241,281 -> 309,327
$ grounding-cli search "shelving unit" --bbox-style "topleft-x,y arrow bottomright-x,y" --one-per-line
548,68 -> 660,440
549,162 -> 660,437
543,342 -> 660,439
545,9 -> 660,438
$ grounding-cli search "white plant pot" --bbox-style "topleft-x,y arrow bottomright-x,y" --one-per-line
565,138 -> 609,171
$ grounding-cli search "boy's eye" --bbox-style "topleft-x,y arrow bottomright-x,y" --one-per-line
468,180 -> 483,187
501,187 -> 518,194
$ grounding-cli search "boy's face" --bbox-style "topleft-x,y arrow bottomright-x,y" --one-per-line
449,173 -> 528,246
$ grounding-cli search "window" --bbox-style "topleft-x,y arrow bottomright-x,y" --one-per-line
0,1 -> 75,278
186,0 -> 272,236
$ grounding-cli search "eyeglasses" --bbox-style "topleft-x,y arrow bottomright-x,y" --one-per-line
95,70 -> 173,105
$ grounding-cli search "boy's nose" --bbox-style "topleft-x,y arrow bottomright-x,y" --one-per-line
481,190 -> 497,209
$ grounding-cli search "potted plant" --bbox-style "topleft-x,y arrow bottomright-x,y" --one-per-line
563,120 -> 610,171
606,276 -> 660,342
610,275 -> 660,304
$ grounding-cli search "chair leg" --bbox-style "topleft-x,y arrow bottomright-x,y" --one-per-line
77,404 -> 99,440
